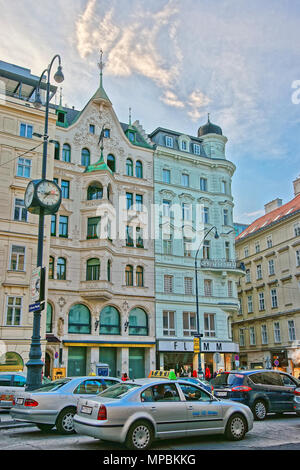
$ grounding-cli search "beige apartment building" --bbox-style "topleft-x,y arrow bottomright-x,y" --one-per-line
0,61 -> 56,372
233,178 -> 300,377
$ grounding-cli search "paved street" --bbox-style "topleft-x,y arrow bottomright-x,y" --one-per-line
0,412 -> 300,450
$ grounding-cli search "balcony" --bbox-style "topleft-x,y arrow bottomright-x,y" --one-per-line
200,259 -> 245,272
79,280 -> 113,300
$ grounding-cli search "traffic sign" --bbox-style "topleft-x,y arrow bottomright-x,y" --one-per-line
274,359 -> 279,366
29,302 -> 41,312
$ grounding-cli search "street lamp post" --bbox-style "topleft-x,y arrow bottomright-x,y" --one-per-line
25,55 -> 64,391
194,226 -> 219,379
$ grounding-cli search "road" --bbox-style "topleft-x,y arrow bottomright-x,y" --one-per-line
0,412 -> 300,450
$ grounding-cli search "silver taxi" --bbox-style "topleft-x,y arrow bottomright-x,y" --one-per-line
10,375 -> 120,433
73,378 -> 254,450
0,371 -> 26,409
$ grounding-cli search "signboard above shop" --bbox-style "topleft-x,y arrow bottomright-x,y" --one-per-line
158,340 -> 239,353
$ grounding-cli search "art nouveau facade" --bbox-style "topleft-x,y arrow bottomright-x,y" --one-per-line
150,120 -> 244,375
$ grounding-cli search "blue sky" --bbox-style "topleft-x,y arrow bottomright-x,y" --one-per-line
0,0 -> 299,223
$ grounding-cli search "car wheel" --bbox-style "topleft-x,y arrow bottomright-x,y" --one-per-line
125,420 -> 154,450
36,423 -> 53,432
56,407 -> 76,434
253,400 -> 267,420
225,414 -> 247,441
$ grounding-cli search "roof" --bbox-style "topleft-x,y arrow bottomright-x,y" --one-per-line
149,127 -> 207,156
198,116 -> 222,137
236,193 -> 300,241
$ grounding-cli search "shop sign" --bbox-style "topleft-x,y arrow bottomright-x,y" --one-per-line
158,340 -> 239,353
52,367 -> 66,381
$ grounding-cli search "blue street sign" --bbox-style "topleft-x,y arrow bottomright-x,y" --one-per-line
29,302 -> 41,312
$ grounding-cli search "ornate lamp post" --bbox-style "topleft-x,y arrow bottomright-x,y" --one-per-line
24,55 -> 64,391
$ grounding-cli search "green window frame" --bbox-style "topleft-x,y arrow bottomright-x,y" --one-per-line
87,217 -> 101,239
86,258 -> 100,281
99,306 -> 120,335
68,304 -> 91,334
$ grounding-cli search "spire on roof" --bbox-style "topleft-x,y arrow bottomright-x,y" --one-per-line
92,48 -> 111,104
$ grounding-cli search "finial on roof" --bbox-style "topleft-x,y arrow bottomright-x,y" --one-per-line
207,112 -> 210,122
97,49 -> 105,88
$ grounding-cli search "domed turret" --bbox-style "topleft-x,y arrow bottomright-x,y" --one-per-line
198,114 -> 222,137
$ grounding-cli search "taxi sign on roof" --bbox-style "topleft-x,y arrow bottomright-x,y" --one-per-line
148,370 -> 177,380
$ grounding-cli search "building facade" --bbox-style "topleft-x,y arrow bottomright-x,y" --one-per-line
150,118 -> 244,376
234,178 -> 300,377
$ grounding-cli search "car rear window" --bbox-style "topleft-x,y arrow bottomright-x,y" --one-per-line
99,383 -> 140,399
211,373 -> 245,387
32,379 -> 72,392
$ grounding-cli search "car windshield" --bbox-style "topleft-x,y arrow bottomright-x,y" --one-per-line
31,379 -> 72,392
98,383 -> 140,399
211,373 -> 244,387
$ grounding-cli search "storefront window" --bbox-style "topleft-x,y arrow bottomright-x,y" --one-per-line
68,304 -> 91,334
99,306 -> 120,335
67,347 -> 86,376
129,308 -> 148,336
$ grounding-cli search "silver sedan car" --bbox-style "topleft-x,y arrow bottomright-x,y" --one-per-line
73,378 -> 254,450
10,376 -> 120,434
294,387 -> 300,416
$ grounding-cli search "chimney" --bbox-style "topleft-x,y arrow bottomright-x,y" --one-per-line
293,176 -> 300,196
264,198 -> 282,214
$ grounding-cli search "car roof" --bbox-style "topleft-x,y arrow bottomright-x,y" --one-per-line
66,376 -> 120,380
126,378 -> 207,387
218,369 -> 287,376
0,371 -> 25,376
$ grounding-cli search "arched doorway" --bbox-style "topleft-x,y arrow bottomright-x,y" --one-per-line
45,352 -> 51,378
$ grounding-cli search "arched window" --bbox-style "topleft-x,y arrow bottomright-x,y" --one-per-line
99,306 -> 120,335
107,154 -> 115,173
49,256 -> 54,279
129,308 -> 148,336
107,260 -> 111,282
86,258 -> 100,281
46,302 -> 53,333
62,143 -> 71,162
57,257 -> 66,280
136,266 -> 144,287
0,351 -> 24,372
87,183 -> 103,200
126,158 -> 133,176
54,141 -> 60,160
135,160 -> 143,178
68,304 -> 91,334
125,265 -> 133,286
81,148 -> 90,167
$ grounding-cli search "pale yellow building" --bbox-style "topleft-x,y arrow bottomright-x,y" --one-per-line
234,178 -> 300,377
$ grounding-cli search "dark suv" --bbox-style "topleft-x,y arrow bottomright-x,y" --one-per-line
211,370 -> 300,420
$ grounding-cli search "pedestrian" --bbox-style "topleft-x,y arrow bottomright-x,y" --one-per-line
205,367 -> 211,381
121,372 -> 129,381
192,370 -> 197,378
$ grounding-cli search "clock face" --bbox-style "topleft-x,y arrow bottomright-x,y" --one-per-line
24,181 -> 35,209
36,180 -> 61,207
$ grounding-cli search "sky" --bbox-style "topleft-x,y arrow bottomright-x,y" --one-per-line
0,0 -> 300,224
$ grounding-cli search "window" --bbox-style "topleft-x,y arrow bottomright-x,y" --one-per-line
57,257 -> 66,280
183,237 -> 192,257
228,280 -> 233,297
288,320 -> 296,341
165,136 -> 174,148
126,192 -> 133,210
204,279 -> 213,297
128,131 -> 135,142
181,140 -> 187,151
10,245 -> 25,271
225,241 -> 230,261
204,313 -> 215,337
164,275 -> 173,293
194,144 -> 201,155
163,311 -> 175,336
99,306 -> 120,335
126,159 -> 133,176
46,303 -> 53,333
221,180 -> 226,194
14,198 -> 27,222
255,241 -> 260,253
89,124 -> 95,134
239,329 -> 245,347
125,265 -> 133,286
57,111 -> 65,124
49,256 -> 54,279
59,215 -> 68,238
81,148 -> 90,167
184,278 -> 193,295
296,249 -> 300,267
62,143 -> 71,162
258,292 -> 265,311
294,223 -> 300,237
245,269 -> 251,283
51,215 -> 56,236
17,158 -> 31,178
107,154 -> 115,172
20,123 -> 33,138
61,180 -> 70,199
86,258 -> 100,281
200,177 -> 207,191
107,260 -> 111,282
126,226 -> 134,246
256,264 -> 262,280
271,288 -> 278,308
247,295 -> 253,313
87,183 -> 103,200
202,206 -> 209,224
203,240 -> 210,259
136,194 -> 143,212
135,160 -> 143,178
274,322 -> 281,343
183,312 -> 197,336
68,304 -> 91,334
144,383 -> 180,402
54,141 -> 60,160
223,209 -> 229,226
136,266 -> 144,287
178,383 -> 211,402
249,327 -> 256,345
136,227 -> 144,248
182,203 -> 192,220
266,236 -> 272,248
163,233 -> 172,255
238,298 -> 243,315
163,169 -> 170,184
261,325 -> 268,345
104,128 -> 110,138
244,246 -> 249,257
163,200 -> 171,217
129,308 -> 148,335
181,173 -> 189,187
6,296 -> 22,326
268,259 -> 275,275
87,217 -> 101,239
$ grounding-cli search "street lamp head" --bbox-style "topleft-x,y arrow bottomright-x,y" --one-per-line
54,65 -> 64,83
33,90 -> 43,109
214,229 -> 219,239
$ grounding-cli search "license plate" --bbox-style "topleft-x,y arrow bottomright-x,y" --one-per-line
216,392 -> 228,397
81,405 -> 93,415
17,398 -> 24,405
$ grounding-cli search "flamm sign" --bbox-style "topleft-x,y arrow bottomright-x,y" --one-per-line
158,340 -> 239,353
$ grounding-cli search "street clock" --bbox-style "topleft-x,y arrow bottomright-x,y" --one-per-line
24,179 -> 62,215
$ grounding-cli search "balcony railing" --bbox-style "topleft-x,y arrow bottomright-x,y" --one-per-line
200,259 -> 245,270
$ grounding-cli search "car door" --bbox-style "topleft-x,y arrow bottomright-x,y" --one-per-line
177,382 -> 224,435
280,374 -> 298,411
141,383 -> 188,438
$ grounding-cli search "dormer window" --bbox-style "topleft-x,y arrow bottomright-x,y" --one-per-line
128,131 -> 135,142
104,128 -> 110,138
165,136 -> 174,148
181,140 -> 187,151
57,112 -> 65,124
194,144 -> 201,155
89,124 -> 95,134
